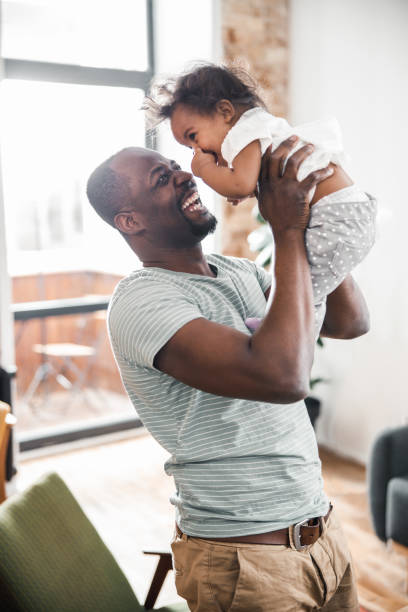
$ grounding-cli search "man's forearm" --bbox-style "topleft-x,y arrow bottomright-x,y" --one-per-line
320,274 -> 370,339
250,230 -> 315,399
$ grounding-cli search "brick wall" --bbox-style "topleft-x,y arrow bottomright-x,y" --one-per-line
220,0 -> 289,258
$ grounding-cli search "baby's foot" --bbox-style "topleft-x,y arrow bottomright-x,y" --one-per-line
245,317 -> 262,333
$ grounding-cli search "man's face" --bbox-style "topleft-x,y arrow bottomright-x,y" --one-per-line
111,148 -> 217,247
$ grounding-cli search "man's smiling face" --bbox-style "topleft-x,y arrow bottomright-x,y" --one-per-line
110,148 -> 217,247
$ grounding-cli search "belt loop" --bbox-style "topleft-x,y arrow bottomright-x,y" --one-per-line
320,515 -> 328,537
175,524 -> 189,542
288,524 -> 297,550
321,503 -> 332,536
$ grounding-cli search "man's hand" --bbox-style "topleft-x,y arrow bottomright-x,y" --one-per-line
258,137 -> 334,235
191,146 -> 216,178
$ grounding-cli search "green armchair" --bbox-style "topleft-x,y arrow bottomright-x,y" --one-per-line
0,472 -> 187,612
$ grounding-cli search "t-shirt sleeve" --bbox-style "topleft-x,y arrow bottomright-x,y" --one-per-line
240,258 -> 273,294
108,279 -> 204,369
221,108 -> 276,167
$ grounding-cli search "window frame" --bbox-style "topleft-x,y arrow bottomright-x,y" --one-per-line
1,0 -> 156,451
2,0 -> 156,148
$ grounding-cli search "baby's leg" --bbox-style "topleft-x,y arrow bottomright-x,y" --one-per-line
245,187 -> 377,335
306,187 -> 376,301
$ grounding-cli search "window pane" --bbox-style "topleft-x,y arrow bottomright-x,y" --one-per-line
2,0 -> 148,70
1,80 -> 145,267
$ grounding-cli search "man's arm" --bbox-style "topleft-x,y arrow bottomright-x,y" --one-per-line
155,138 -> 334,404
320,274 -> 370,339
155,231 -> 312,404
264,275 -> 370,340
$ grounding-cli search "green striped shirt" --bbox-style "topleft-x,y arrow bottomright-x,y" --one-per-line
108,254 -> 329,537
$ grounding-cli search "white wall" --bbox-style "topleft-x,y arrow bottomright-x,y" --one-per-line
290,0 -> 408,463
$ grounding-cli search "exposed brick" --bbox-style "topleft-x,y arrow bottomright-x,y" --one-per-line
220,0 -> 289,258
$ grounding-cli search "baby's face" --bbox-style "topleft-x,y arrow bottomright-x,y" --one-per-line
171,104 -> 231,163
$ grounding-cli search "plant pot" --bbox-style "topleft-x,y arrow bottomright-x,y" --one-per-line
305,396 -> 321,429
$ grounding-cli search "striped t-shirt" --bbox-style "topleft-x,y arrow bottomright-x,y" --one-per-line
108,253 -> 329,537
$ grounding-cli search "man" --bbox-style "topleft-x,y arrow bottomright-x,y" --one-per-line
87,138 -> 368,611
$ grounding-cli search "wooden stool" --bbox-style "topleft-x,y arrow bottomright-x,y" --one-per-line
24,343 -> 96,409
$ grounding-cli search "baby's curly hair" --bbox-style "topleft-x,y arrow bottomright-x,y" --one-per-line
143,62 -> 266,129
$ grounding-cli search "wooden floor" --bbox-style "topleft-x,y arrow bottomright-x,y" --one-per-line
319,448 -> 408,612
15,433 -> 408,612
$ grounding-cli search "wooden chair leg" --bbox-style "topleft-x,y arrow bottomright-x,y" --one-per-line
143,552 -> 173,610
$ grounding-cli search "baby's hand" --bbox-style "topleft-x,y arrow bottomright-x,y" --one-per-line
191,146 -> 216,178
227,192 -> 257,206
227,196 -> 247,206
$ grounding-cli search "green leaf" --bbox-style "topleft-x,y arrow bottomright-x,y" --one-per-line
255,245 -> 273,268
251,204 -> 266,224
309,376 -> 327,390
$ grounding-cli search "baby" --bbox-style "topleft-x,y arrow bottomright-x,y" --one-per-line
145,63 -> 377,336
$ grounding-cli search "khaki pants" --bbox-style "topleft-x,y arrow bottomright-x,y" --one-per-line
171,509 -> 359,611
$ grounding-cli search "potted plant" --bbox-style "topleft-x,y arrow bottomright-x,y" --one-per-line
306,336 -> 326,429
248,208 -> 327,429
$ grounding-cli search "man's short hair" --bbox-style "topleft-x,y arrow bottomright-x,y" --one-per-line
86,154 -> 132,228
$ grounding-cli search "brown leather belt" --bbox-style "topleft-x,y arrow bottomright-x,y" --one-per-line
176,504 -> 332,551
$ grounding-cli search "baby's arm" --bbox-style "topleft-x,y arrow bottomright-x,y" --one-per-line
191,140 -> 261,199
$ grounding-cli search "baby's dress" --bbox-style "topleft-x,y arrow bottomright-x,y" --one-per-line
222,108 -> 377,336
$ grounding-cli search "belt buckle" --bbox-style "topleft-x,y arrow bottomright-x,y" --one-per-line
293,518 -> 309,551
292,516 -> 324,551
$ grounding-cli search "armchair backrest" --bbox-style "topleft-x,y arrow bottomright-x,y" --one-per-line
0,472 -> 142,611
368,425 -> 408,542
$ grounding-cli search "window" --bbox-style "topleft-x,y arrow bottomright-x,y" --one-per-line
1,0 -> 154,446
1,0 -> 154,276
1,0 -> 219,449
2,80 -> 145,272
2,0 -> 149,70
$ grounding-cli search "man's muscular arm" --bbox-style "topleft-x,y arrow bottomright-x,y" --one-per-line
264,275 -> 370,340
154,139 -> 334,404
320,274 -> 370,339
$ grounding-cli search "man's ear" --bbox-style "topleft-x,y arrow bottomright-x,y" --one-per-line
215,99 -> 236,124
114,210 -> 146,235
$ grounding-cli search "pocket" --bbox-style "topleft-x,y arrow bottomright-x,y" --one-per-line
309,551 -> 327,608
229,547 -> 325,612
319,511 -> 353,589
170,538 -> 187,597
329,233 -> 373,281
170,537 -> 215,608
207,544 -> 240,611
